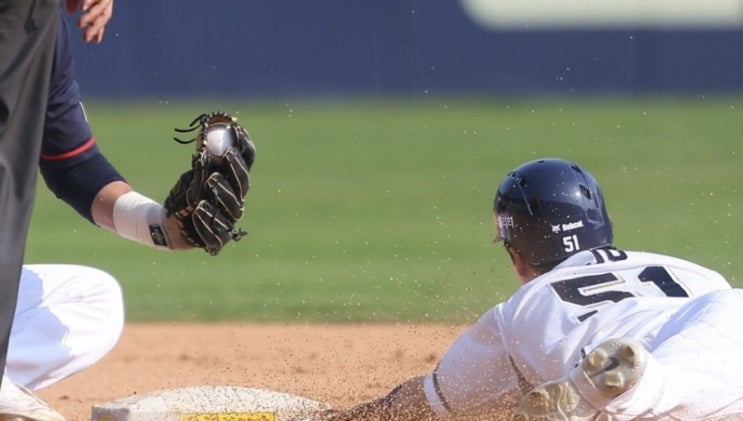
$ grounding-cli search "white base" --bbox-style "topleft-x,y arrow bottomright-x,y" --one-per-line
90,386 -> 328,421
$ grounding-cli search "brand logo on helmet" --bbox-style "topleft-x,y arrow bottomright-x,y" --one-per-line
497,215 -> 515,229
495,215 -> 516,242
550,220 -> 585,234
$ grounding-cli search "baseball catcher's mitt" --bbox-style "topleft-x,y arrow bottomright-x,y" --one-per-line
164,111 -> 256,255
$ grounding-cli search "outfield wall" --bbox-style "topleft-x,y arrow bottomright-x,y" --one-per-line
68,0 -> 743,98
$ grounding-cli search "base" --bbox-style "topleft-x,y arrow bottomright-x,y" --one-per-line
90,385 -> 328,421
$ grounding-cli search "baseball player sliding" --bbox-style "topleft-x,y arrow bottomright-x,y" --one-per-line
320,158 -> 743,420
0,1 -> 255,419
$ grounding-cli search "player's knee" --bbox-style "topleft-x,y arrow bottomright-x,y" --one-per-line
95,268 -> 124,328
77,266 -> 125,348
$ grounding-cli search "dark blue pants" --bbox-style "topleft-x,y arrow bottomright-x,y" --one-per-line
0,0 -> 60,388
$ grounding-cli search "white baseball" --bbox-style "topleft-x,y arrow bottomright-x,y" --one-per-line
204,125 -> 236,162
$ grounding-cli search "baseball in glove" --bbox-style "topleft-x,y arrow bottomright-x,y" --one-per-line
164,111 -> 256,255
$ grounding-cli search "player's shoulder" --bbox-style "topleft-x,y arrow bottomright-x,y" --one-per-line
550,248 -> 721,274
512,248 -> 727,299
623,250 -> 725,276
545,248 -> 731,295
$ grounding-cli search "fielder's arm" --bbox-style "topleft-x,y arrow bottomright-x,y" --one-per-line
88,111 -> 254,255
91,180 -> 193,250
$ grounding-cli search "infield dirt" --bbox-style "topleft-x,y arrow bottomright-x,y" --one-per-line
37,322 -> 465,421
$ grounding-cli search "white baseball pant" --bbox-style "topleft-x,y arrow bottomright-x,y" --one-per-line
607,289 -> 743,419
4,264 -> 124,390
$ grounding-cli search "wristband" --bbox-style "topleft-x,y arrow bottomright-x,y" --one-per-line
112,191 -> 171,250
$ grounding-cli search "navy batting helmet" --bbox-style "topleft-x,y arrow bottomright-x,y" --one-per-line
494,158 -> 613,266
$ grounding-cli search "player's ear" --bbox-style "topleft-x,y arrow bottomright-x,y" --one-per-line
508,246 -> 539,284
503,242 -> 517,265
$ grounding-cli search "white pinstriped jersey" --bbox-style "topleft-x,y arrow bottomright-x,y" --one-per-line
423,248 -> 732,417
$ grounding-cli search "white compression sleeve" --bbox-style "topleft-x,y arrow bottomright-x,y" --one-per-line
112,191 -> 171,250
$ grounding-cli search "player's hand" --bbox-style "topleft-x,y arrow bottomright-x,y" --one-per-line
66,0 -> 114,43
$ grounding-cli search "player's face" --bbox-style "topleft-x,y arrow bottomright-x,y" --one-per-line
493,212 -> 514,261
493,211 -> 534,285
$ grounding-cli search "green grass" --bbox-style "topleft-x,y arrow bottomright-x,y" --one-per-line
24,95 -> 743,322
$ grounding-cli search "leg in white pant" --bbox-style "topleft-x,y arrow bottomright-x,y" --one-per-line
5,264 -> 125,391
606,289 -> 743,420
